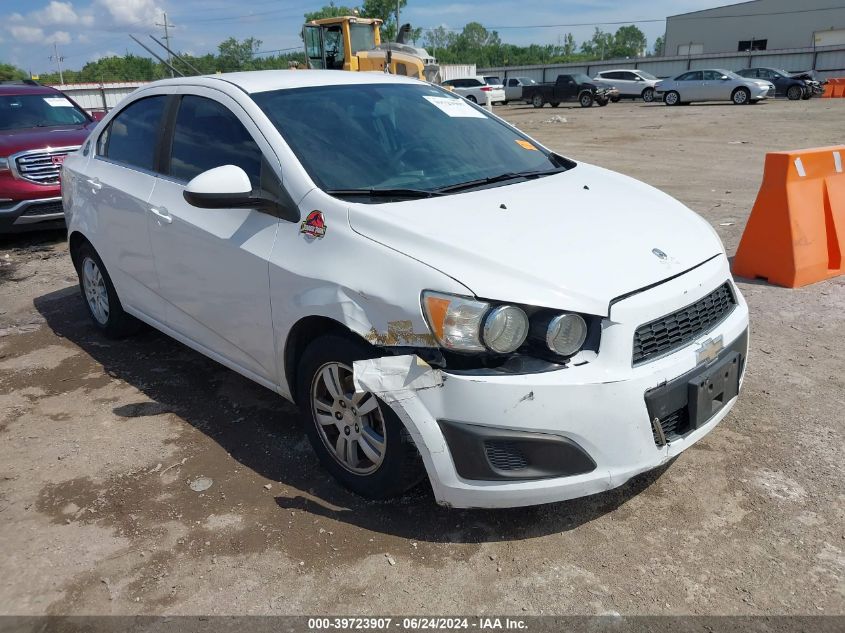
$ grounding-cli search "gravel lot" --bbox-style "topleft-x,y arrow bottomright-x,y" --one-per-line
1,98 -> 843,616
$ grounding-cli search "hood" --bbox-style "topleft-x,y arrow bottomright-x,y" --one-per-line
347,163 -> 724,316
0,123 -> 94,157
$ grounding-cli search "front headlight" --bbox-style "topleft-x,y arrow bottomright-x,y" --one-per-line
482,305 -> 529,353
546,313 -> 587,356
0,157 -> 9,172
422,291 -> 488,352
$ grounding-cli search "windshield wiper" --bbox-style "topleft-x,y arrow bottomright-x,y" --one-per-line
326,188 -> 443,199
434,167 -> 566,194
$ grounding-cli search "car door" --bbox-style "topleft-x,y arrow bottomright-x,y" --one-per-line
558,76 -> 577,100
146,90 -> 282,384
676,71 -> 703,100
506,78 -> 521,101
698,70 -> 723,101
613,71 -> 635,96
87,93 -> 171,322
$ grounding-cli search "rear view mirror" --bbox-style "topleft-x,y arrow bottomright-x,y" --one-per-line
721,76 -> 729,80
183,164 -> 299,223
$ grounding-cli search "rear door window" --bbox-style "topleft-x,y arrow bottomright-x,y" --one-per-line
98,96 -> 167,171
166,95 -> 263,187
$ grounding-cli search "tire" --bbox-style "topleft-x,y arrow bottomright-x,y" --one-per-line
579,92 -> 593,108
501,100 -> 508,105
296,334 -> 424,500
466,95 -> 477,104
610,96 -> 621,103
663,90 -> 680,106
642,87 -> 655,102
73,241 -> 141,338
786,85 -> 802,101
597,98 -> 609,107
550,101 -> 560,108
531,94 -> 545,108
731,87 -> 750,105
801,89 -> 812,100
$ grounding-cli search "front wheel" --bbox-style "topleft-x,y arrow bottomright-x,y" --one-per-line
297,334 -> 424,499
732,87 -> 750,105
663,90 -> 680,105
597,98 -> 609,106
610,96 -> 620,103
642,87 -> 655,102
531,94 -> 545,108
787,85 -> 803,100
801,88 -> 812,100
74,242 -> 141,338
579,92 -> 594,107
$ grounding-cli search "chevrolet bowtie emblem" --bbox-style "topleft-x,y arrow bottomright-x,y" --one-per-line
696,335 -> 723,365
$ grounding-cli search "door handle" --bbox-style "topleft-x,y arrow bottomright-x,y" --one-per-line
86,178 -> 102,192
149,206 -> 172,224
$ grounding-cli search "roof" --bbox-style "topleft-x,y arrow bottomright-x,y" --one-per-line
143,69 -> 421,95
0,83 -> 60,96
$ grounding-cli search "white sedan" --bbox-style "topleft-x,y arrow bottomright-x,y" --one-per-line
62,70 -> 748,508
655,68 -> 775,105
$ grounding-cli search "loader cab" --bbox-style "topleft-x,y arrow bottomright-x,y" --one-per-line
303,16 -> 381,71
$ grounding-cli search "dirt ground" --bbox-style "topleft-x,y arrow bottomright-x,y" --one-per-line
1,98 -> 843,617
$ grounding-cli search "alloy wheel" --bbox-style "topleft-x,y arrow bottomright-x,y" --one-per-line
82,257 -> 109,325
311,361 -> 387,475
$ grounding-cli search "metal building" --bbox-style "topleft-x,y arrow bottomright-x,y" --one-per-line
665,0 -> 845,55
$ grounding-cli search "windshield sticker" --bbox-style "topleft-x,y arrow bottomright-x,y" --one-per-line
43,97 -> 73,108
300,210 -> 327,239
515,139 -> 539,151
423,96 -> 486,119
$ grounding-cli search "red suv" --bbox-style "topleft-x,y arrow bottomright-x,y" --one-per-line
0,81 -> 98,233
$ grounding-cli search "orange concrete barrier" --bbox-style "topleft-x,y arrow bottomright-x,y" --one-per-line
834,83 -> 845,98
732,146 -> 845,288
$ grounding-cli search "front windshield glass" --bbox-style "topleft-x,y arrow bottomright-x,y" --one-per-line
0,94 -> 88,130
572,74 -> 592,84
638,71 -> 657,80
253,83 -> 565,194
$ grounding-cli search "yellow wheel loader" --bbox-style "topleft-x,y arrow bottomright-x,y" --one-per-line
302,16 -> 440,83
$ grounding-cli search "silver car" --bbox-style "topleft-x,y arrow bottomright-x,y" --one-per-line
655,69 -> 774,105
503,76 -> 538,104
592,69 -> 660,102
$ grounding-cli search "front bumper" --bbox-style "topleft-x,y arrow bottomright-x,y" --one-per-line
0,197 -> 66,233
383,256 -> 749,508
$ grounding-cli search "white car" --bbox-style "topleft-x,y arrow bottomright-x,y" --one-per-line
592,69 -> 660,102
503,76 -> 539,104
655,69 -> 775,105
441,76 -> 506,105
62,70 -> 749,509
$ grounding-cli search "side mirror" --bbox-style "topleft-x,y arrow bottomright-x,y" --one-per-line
720,75 -> 729,80
183,165 -> 299,223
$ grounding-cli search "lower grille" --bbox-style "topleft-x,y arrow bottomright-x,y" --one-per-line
633,282 -> 736,365
484,440 -> 529,471
13,147 -> 78,185
652,407 -> 692,446
21,201 -> 64,217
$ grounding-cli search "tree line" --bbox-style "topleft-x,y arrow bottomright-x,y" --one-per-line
0,1 -> 662,85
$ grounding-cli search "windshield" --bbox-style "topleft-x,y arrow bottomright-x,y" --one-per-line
0,93 -> 88,130
637,71 -> 657,80
484,77 -> 501,85
253,83 -> 566,195
571,74 -> 593,84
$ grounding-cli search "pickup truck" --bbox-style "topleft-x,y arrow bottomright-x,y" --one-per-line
522,73 -> 617,108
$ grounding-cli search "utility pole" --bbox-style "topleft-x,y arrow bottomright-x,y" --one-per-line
156,12 -> 175,77
396,0 -> 400,40
50,42 -> 65,85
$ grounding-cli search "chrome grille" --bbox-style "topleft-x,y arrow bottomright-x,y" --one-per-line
13,146 -> 79,185
633,282 -> 736,365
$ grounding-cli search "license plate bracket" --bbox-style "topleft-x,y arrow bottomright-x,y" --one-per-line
687,351 -> 741,428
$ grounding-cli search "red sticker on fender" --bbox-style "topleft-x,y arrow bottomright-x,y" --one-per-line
300,210 -> 327,239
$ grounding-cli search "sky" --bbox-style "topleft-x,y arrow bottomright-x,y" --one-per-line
0,0 -> 750,74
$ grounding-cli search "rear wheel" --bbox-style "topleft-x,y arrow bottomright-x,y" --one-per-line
531,94 -> 545,108
501,100 -> 509,105
550,101 -> 560,108
74,242 -> 141,338
786,85 -> 802,100
297,334 -> 424,499
663,90 -> 680,106
731,87 -> 750,105
642,87 -> 655,102
579,92 -> 594,108
466,95 -> 477,104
